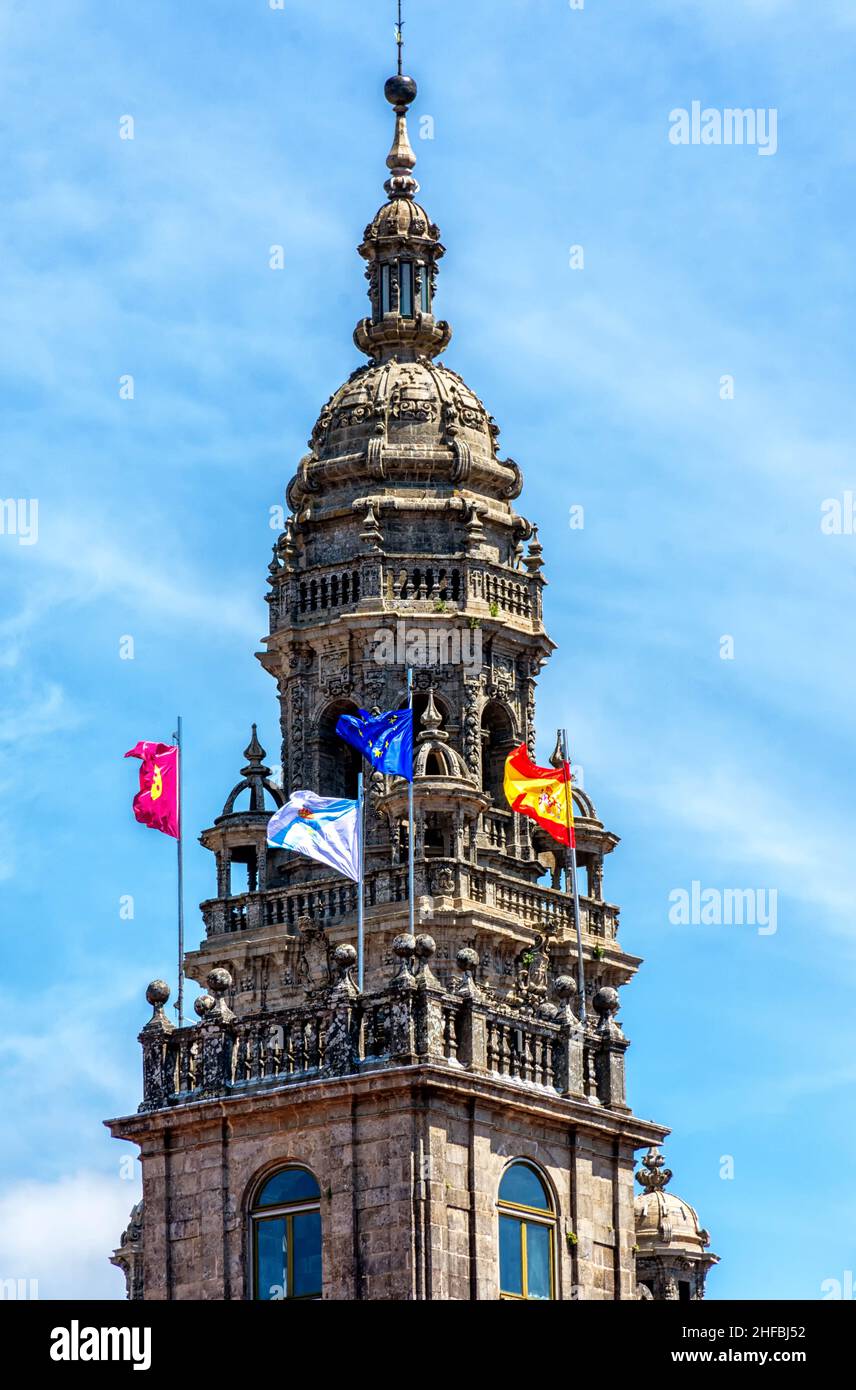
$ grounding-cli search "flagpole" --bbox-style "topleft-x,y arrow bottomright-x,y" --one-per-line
407,667 -> 415,939
175,715 -> 185,1028
560,728 -> 586,1025
357,771 -> 366,991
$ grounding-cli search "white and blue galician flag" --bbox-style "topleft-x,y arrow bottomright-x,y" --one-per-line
267,791 -> 360,882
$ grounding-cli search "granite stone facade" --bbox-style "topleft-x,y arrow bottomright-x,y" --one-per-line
106,67 -> 717,1302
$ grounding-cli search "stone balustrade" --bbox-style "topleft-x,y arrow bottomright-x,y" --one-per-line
137,941 -> 629,1115
201,865 -> 619,944
269,554 -> 539,629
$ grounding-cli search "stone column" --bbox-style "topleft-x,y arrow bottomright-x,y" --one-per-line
139,981 -> 175,1111
389,934 -> 418,1061
553,976 -> 584,1097
414,935 -> 446,1059
455,949 -> 487,1070
593,987 -> 630,1111
323,945 -> 361,1076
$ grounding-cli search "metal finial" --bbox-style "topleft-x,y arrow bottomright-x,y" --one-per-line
396,0 -> 404,76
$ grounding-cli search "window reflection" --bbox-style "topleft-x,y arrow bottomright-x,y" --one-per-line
497,1162 -> 556,1301
251,1167 -> 322,1301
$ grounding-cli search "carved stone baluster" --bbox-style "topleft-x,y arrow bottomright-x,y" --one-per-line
414,935 -> 445,1059
553,976 -> 584,1097
594,987 -> 630,1110
323,944 -> 361,1076
389,933 -> 417,1060
139,981 -> 175,1111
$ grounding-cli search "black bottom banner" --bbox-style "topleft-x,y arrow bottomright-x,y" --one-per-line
0,1297 -> 848,1374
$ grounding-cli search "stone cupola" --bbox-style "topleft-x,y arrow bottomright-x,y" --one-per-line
354,73 -> 451,364
198,726 -> 284,902
634,1148 -> 720,1301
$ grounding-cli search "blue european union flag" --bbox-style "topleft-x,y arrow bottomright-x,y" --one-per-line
335,708 -> 414,782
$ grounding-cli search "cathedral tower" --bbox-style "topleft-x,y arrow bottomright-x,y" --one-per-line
107,61 -> 716,1304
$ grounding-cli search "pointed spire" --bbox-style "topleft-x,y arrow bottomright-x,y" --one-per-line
218,724 -> 283,818
383,73 -> 419,200
239,725 -> 270,814
241,724 -> 270,779
354,38 -> 451,363
418,687 -> 448,742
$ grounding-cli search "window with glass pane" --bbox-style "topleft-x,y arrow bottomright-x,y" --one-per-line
420,268 -> 431,313
381,264 -> 392,315
499,1216 -> 523,1297
399,261 -> 414,317
497,1162 -> 555,1301
525,1222 -> 552,1300
251,1167 -> 322,1301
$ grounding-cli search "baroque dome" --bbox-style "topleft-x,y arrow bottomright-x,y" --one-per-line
287,357 -> 523,511
309,358 -> 499,463
635,1189 -> 712,1255
634,1148 -> 712,1255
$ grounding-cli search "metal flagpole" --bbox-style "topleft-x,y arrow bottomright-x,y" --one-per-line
357,771 -> 366,991
407,667 -> 415,938
560,728 -> 586,1025
174,715 -> 185,1028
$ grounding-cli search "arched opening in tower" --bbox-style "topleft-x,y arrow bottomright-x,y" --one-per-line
480,701 -> 516,803
317,700 -> 362,800
397,689 -> 452,736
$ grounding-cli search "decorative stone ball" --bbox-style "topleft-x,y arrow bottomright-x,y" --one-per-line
593,986 -> 620,1018
207,967 -> 233,996
393,933 -> 417,959
334,944 -> 358,970
194,994 -> 215,1019
539,1002 -> 559,1021
553,975 -> 577,1001
457,947 -> 479,973
385,74 -> 418,108
415,934 -> 437,960
146,980 -> 170,1008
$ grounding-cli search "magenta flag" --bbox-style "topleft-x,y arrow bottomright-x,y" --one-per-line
125,741 -> 180,840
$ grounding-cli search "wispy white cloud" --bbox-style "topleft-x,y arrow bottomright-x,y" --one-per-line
0,1171 -> 134,1300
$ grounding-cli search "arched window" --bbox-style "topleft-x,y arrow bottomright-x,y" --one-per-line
481,702 -> 516,802
497,1161 -> 555,1301
251,1166 -> 322,1301
317,701 -> 361,799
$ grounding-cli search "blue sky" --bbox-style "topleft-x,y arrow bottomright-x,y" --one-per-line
1,0 -> 854,1300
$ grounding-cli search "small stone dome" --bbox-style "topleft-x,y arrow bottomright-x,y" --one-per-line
634,1148 -> 712,1256
414,736 -> 471,780
414,687 -> 473,781
363,198 -> 441,245
635,1189 -> 711,1255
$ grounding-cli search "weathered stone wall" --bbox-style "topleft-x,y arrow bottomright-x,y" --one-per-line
117,1069 -> 653,1301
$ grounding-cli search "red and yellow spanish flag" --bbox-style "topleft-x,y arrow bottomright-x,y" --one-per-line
125,741 -> 180,839
503,743 -> 574,847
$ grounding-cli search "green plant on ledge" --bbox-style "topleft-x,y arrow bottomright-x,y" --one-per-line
489,601 -> 499,618
433,599 -> 448,613
566,1230 -> 578,1248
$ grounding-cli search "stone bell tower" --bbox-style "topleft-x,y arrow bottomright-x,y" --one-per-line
106,64 -> 717,1303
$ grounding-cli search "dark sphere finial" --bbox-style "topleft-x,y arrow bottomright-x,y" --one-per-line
385,74 -> 417,109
